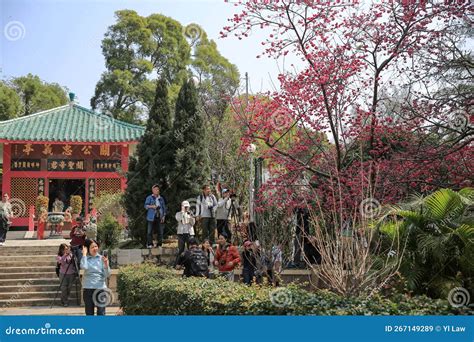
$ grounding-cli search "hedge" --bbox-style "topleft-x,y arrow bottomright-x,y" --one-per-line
117,264 -> 473,315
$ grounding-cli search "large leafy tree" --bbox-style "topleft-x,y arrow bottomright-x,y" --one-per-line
91,10 -> 190,123
9,74 -> 68,116
0,81 -> 22,120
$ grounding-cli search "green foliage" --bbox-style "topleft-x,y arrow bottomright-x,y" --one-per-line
167,79 -> 209,216
124,78 -> 174,244
379,188 -> 474,298
0,81 -> 22,120
117,264 -> 472,315
91,10 -> 189,123
97,214 -> 122,249
9,74 -> 68,116
92,192 -> 125,221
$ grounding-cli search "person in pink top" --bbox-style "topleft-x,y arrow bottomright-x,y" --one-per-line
56,243 -> 76,307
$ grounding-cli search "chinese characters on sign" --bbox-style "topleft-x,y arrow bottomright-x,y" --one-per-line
93,160 -> 121,172
47,159 -> 85,172
11,159 -> 41,171
88,179 -> 95,213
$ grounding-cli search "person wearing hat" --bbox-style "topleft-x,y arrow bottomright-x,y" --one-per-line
216,188 -> 232,242
176,237 -> 209,278
144,184 -> 167,248
175,200 -> 196,264
70,216 -> 86,266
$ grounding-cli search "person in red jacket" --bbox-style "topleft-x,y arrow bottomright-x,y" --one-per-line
214,233 -> 240,281
70,217 -> 86,266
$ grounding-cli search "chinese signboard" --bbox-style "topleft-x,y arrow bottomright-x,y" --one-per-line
11,159 -> 41,171
93,160 -> 121,172
47,159 -> 86,172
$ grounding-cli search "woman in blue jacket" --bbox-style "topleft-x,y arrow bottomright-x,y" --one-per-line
80,239 -> 111,315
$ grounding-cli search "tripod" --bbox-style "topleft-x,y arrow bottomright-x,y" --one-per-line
229,198 -> 242,243
50,248 -> 81,308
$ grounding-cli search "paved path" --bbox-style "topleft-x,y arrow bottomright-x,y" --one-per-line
2,231 -> 67,246
0,305 -> 121,316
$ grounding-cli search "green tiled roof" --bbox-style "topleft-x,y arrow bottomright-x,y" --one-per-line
0,104 -> 145,143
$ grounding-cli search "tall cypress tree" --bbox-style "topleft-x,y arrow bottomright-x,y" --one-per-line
168,78 -> 209,217
124,79 -> 173,244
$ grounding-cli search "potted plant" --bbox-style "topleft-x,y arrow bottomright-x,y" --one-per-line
35,195 -> 49,218
70,195 -> 83,218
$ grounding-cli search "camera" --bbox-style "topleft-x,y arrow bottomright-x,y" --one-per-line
219,259 -> 226,266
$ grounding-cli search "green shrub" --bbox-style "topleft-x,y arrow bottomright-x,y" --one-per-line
97,214 -> 122,249
117,264 -> 473,315
378,187 -> 474,298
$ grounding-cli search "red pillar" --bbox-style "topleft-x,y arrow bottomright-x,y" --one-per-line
121,144 -> 129,191
2,143 -> 11,197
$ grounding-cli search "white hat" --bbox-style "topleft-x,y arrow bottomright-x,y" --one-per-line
182,201 -> 190,207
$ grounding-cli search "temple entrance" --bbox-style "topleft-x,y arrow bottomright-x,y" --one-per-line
48,179 -> 86,213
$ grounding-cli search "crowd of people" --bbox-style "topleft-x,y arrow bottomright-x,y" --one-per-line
145,184 -> 283,285
55,217 -> 110,315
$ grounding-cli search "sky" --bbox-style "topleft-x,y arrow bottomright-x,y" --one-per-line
0,0 -> 301,107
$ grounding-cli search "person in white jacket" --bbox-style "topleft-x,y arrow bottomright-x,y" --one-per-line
175,201 -> 195,264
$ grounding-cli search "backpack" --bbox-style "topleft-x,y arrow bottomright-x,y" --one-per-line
188,248 -> 209,277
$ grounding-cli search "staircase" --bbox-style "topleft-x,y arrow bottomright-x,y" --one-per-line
0,245 -> 80,308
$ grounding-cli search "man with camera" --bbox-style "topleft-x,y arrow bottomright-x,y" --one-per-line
196,185 -> 217,245
216,188 -> 232,242
70,216 -> 86,266
144,184 -> 167,248
214,233 -> 240,281
175,200 -> 196,263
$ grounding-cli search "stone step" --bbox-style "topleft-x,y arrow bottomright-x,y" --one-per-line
0,266 -> 60,274
0,249 -> 60,256
0,278 -> 61,286
0,298 -> 77,307
0,283 -> 80,293
0,272 -> 57,280
0,260 -> 57,267
0,290 -> 79,300
0,255 -> 57,262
